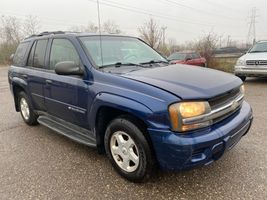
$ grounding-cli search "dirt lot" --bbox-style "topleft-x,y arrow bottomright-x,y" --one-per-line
0,66 -> 266,200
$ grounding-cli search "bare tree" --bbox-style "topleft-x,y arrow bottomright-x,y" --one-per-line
0,16 -> 22,45
194,33 -> 219,65
138,18 -> 162,49
70,22 -> 98,33
22,15 -> 41,36
102,20 -> 121,34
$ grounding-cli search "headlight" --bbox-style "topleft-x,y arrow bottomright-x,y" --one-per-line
240,84 -> 245,95
236,59 -> 245,66
169,101 -> 212,132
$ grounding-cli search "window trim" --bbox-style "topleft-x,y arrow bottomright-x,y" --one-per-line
26,39 -> 49,69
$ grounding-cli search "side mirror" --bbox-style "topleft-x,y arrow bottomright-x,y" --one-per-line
55,61 -> 84,76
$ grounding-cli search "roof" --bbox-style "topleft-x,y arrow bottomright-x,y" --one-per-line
172,50 -> 197,54
23,31 -> 134,41
257,40 -> 267,43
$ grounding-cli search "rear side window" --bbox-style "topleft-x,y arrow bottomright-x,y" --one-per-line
31,39 -> 48,68
27,41 -> 36,66
49,39 -> 81,70
13,42 -> 29,67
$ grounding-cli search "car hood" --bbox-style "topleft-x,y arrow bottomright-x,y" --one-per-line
241,52 -> 267,60
122,64 -> 242,100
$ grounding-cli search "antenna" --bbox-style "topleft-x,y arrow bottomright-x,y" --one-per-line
97,0 -> 104,67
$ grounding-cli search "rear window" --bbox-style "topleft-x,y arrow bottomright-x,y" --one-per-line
13,42 -> 30,66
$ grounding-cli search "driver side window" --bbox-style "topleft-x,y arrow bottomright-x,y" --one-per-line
49,39 -> 81,70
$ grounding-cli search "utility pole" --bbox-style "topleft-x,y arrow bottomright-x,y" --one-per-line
227,35 -> 231,47
247,7 -> 257,47
161,26 -> 167,47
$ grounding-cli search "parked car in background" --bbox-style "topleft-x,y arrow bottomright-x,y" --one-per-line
8,32 -> 253,182
235,40 -> 267,81
168,51 -> 207,67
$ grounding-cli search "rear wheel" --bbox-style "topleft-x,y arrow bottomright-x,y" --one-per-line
104,117 -> 155,182
18,92 -> 38,125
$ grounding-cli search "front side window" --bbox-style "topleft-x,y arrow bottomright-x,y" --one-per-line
79,36 -> 166,67
13,42 -> 29,67
49,39 -> 81,70
32,39 -> 48,68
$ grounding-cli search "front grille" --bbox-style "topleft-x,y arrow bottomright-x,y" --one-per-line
246,60 -> 267,65
208,87 -> 243,124
209,88 -> 241,110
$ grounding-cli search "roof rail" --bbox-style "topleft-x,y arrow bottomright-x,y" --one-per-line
24,31 -> 66,40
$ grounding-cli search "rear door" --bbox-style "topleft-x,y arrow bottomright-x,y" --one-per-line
26,39 -> 49,111
44,38 -> 89,128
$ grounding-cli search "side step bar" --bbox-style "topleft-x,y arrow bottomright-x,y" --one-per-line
37,115 -> 96,147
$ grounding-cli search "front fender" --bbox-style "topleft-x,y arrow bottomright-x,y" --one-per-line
88,92 -> 154,130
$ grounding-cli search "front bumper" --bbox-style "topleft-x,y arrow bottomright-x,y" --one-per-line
148,101 -> 253,170
235,66 -> 267,77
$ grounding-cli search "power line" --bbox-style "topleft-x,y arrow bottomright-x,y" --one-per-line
88,0 -> 215,27
89,0 -> 244,29
162,0 -> 244,21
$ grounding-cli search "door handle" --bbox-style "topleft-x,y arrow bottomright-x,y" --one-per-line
45,79 -> 53,84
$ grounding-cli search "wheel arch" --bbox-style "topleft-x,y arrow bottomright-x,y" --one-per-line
89,93 -> 154,154
12,81 -> 28,112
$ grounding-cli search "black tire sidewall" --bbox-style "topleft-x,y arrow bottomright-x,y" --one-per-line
104,118 -> 153,182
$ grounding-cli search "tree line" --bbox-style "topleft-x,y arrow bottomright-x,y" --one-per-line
0,16 -> 218,65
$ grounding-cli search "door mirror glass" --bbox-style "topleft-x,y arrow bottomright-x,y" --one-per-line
55,61 -> 84,76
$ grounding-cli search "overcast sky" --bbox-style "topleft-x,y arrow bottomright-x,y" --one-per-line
1,0 -> 267,44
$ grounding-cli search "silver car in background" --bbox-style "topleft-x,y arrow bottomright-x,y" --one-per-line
235,40 -> 267,81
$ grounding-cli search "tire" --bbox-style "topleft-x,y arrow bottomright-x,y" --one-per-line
237,75 -> 246,82
18,91 -> 38,125
104,117 -> 155,182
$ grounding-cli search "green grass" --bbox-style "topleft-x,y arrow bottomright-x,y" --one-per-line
208,57 -> 238,73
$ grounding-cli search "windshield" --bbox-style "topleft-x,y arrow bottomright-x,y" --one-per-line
168,53 -> 187,60
249,42 -> 267,53
79,36 -> 167,68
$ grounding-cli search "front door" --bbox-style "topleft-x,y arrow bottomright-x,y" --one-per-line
44,38 -> 89,129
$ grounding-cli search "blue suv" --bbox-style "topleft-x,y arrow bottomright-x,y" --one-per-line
8,31 -> 253,182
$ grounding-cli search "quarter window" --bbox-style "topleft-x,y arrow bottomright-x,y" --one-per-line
13,42 -> 29,67
49,39 -> 81,70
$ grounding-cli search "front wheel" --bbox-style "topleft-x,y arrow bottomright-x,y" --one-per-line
236,75 -> 246,82
104,117 -> 155,182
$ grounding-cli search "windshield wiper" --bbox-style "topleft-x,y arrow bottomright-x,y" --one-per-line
99,62 -> 144,69
140,60 -> 169,65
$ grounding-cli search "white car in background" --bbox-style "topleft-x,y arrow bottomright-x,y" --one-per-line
235,40 -> 267,81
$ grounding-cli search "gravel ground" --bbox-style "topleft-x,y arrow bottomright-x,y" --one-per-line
0,66 -> 266,200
